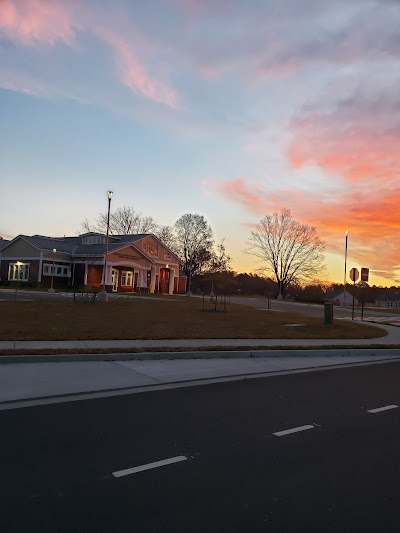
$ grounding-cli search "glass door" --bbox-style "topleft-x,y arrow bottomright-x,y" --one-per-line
112,269 -> 118,292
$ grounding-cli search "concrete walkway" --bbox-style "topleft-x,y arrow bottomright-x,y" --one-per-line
1,351 -> 400,408
1,323 -> 400,409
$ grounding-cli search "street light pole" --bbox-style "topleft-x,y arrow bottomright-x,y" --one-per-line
48,248 -> 57,293
98,190 -> 113,302
343,231 -> 348,307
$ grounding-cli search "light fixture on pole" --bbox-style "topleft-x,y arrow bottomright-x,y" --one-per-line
98,190 -> 113,302
342,231 -> 348,307
48,248 -> 57,293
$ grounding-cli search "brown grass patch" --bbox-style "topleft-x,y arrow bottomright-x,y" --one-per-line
0,298 -> 386,341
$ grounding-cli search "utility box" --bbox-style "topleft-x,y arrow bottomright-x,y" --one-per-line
324,302 -> 334,324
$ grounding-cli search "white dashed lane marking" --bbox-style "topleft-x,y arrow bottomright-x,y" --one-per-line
367,405 -> 399,414
272,424 -> 315,437
112,456 -> 187,478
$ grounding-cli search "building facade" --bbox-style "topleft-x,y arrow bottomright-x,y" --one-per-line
0,233 -> 186,294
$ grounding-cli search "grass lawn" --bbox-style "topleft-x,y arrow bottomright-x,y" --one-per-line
364,306 -> 400,314
0,297 -> 386,341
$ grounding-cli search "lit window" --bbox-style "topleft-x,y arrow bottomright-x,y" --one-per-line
121,271 -> 133,286
8,263 -> 30,282
43,264 -> 70,277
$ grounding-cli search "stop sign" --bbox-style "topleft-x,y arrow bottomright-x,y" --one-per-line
349,268 -> 359,282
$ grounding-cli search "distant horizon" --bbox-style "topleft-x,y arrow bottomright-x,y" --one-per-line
1,0 -> 399,287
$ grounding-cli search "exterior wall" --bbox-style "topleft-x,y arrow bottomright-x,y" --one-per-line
1,239 -> 40,258
177,275 -> 187,294
73,263 -> 86,289
335,292 -> 358,307
136,236 -> 180,268
107,247 -> 150,268
376,300 -> 400,308
106,245 -> 154,293
0,259 -> 40,285
87,265 -> 102,288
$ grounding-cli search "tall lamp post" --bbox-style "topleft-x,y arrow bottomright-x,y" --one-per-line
342,231 -> 349,307
98,190 -> 113,302
48,248 -> 57,293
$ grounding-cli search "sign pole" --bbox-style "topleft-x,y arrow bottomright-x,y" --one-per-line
349,267 -> 359,320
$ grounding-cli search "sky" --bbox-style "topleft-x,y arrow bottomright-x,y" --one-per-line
1,0 -> 399,286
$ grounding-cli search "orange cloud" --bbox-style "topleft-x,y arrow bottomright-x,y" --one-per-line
0,0 -> 76,44
217,177 -> 400,280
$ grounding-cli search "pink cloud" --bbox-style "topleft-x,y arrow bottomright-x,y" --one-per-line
95,28 -> 178,108
0,1 -> 178,107
0,0 -> 76,44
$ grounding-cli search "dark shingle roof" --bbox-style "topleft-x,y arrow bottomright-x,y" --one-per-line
72,242 -> 128,256
114,234 -> 150,242
22,235 -> 76,253
0,239 -> 10,251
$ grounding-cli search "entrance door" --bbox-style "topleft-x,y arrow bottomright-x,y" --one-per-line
112,269 -> 118,292
159,268 -> 170,294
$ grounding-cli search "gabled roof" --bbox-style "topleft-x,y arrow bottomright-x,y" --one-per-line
0,235 -> 75,254
0,239 -> 10,251
122,233 -> 182,265
72,242 -> 131,257
114,234 -> 151,242
0,232 -> 182,265
71,241 -> 155,263
23,235 -> 76,253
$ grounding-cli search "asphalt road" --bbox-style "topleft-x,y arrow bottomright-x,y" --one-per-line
2,362 -> 400,532
230,295 -> 400,321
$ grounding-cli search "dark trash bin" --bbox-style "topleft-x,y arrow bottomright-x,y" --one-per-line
324,302 -> 334,324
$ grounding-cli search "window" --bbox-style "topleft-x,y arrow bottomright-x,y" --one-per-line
121,271 -> 133,286
82,236 -> 105,244
43,264 -> 70,277
8,263 -> 30,282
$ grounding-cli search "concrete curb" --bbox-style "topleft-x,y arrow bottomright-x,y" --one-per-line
1,348 -> 400,364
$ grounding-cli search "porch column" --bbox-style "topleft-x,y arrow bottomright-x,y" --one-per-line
105,265 -> 112,286
38,251 -> 43,283
149,266 -> 156,293
168,267 -> 176,295
84,262 -> 88,286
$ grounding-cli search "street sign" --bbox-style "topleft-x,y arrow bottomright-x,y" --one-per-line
349,267 -> 359,282
361,267 -> 369,282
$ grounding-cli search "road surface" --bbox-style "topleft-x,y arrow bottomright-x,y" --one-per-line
1,362 -> 400,531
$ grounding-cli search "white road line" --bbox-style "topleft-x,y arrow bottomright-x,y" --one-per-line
112,455 -> 187,478
273,424 -> 315,437
367,405 -> 399,414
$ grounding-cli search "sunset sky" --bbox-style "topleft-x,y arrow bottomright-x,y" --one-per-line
1,0 -> 399,286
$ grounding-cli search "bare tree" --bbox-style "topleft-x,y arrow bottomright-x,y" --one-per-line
154,225 -> 178,253
174,213 -> 214,293
208,239 -> 232,273
82,206 -> 158,235
246,208 -> 325,298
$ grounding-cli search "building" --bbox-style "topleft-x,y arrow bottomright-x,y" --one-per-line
375,300 -> 400,308
331,290 -> 359,307
0,232 -> 187,294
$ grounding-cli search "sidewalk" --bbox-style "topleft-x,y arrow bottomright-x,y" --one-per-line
1,351 -> 400,408
1,323 -> 400,408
